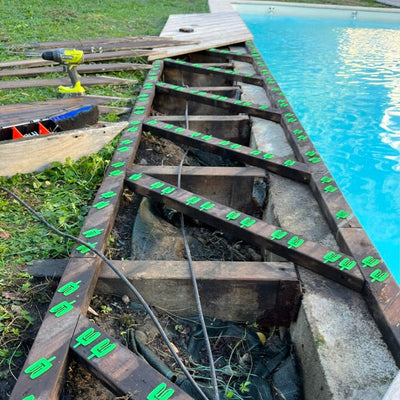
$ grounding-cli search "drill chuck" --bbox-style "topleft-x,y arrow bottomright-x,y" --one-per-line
41,49 -> 84,65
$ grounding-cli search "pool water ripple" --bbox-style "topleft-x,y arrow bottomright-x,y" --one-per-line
242,14 -> 400,281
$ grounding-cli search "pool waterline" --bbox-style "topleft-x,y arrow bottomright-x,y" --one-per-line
238,9 -> 400,282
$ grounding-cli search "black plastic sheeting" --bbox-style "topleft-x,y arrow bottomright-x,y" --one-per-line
170,317 -> 302,400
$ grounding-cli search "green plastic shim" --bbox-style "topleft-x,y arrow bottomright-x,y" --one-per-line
200,201 -> 215,211
259,105 -> 269,110
174,127 -> 185,133
338,258 -> 356,271
219,96 -> 228,101
83,228 -> 104,238
263,153 -> 275,159
370,269 -> 389,283
320,176 -> 333,184
22,395 -> 35,400
147,119 -> 158,125
186,196 -> 202,205
111,162 -> 126,168
271,230 -> 288,240
250,150 -> 262,156
323,251 -> 342,264
100,191 -> 117,199
293,129 -> 303,135
74,327 -> 101,349
161,187 -> 176,195
362,256 -> 380,268
284,160 -> 296,166
201,135 -> 213,141
76,242 -> 97,254
230,144 -> 242,149
226,211 -> 241,220
147,382 -> 175,400
25,356 -> 56,379
287,237 -> 304,249
190,132 -> 202,137
129,173 -> 142,181
109,170 -> 124,177
117,146 -> 131,152
297,135 -> 307,141
219,140 -> 230,146
164,124 -> 174,129
336,210 -> 350,219
58,280 -> 81,296
324,185 -> 338,193
50,300 -> 76,317
240,217 -> 256,228
305,151 -> 316,157
150,182 -> 165,189
87,339 -> 116,360
234,100 -> 243,105
93,201 -> 110,210
130,120 -> 140,125
308,157 -> 322,163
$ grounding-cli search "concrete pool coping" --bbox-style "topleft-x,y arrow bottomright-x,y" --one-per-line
230,0 -> 400,22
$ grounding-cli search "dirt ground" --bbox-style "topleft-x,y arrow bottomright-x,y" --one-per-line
3,134 -> 302,399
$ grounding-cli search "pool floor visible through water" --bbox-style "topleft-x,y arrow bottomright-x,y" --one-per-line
241,13 -> 400,283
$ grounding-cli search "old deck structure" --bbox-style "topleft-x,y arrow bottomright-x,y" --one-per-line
4,4 -> 400,400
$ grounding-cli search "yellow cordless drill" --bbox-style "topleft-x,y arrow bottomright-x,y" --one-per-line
42,48 -> 85,96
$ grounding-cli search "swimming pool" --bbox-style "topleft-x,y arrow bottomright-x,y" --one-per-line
239,7 -> 400,281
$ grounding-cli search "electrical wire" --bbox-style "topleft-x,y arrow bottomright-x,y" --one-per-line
178,85 -> 220,400
0,186 -> 209,400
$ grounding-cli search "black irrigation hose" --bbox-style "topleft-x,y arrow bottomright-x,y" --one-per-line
0,186 -> 210,400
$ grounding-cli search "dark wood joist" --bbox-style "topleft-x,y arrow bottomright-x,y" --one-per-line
202,47 -> 254,63
71,316 -> 194,399
125,170 -> 364,291
142,118 -> 310,183
155,81 -> 282,122
163,57 -> 263,85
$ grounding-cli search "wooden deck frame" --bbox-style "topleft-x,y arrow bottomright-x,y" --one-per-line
9,40 -> 400,398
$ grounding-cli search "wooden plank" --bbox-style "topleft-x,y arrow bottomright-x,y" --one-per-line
29,259 -> 301,327
125,170 -> 364,290
0,122 -> 127,177
163,57 -> 263,85
155,81 -> 281,121
149,12 -> 253,60
71,316 -> 194,399
0,75 -> 135,90
142,119 -> 310,183
132,165 -> 266,210
0,62 -> 151,78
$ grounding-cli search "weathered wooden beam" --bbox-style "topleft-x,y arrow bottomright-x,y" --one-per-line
28,259 -> 301,326
125,170 -> 364,291
142,119 -> 310,183
202,47 -> 254,63
0,75 -> 135,90
163,57 -> 263,85
0,62 -> 151,78
71,316 -> 194,399
131,165 -> 265,210
155,81 -> 281,122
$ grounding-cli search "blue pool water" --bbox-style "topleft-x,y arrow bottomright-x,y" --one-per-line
241,14 -> 400,282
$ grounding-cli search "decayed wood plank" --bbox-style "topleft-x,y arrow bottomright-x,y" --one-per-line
132,165 -> 266,210
71,316 -> 194,399
0,75 -> 135,90
142,119 -> 310,183
0,122 -> 127,176
28,259 -> 301,326
125,170 -> 364,290
97,105 -> 131,116
0,62 -> 151,78
149,12 -> 253,60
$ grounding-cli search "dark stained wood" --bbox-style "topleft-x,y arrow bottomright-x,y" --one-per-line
163,57 -> 263,85
71,316 -> 194,399
202,48 -> 254,63
132,165 -> 266,210
28,259 -> 301,326
142,119 -> 310,183
155,81 -> 281,122
125,170 -> 364,291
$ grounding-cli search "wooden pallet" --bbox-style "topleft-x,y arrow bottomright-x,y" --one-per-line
9,41 -> 400,400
